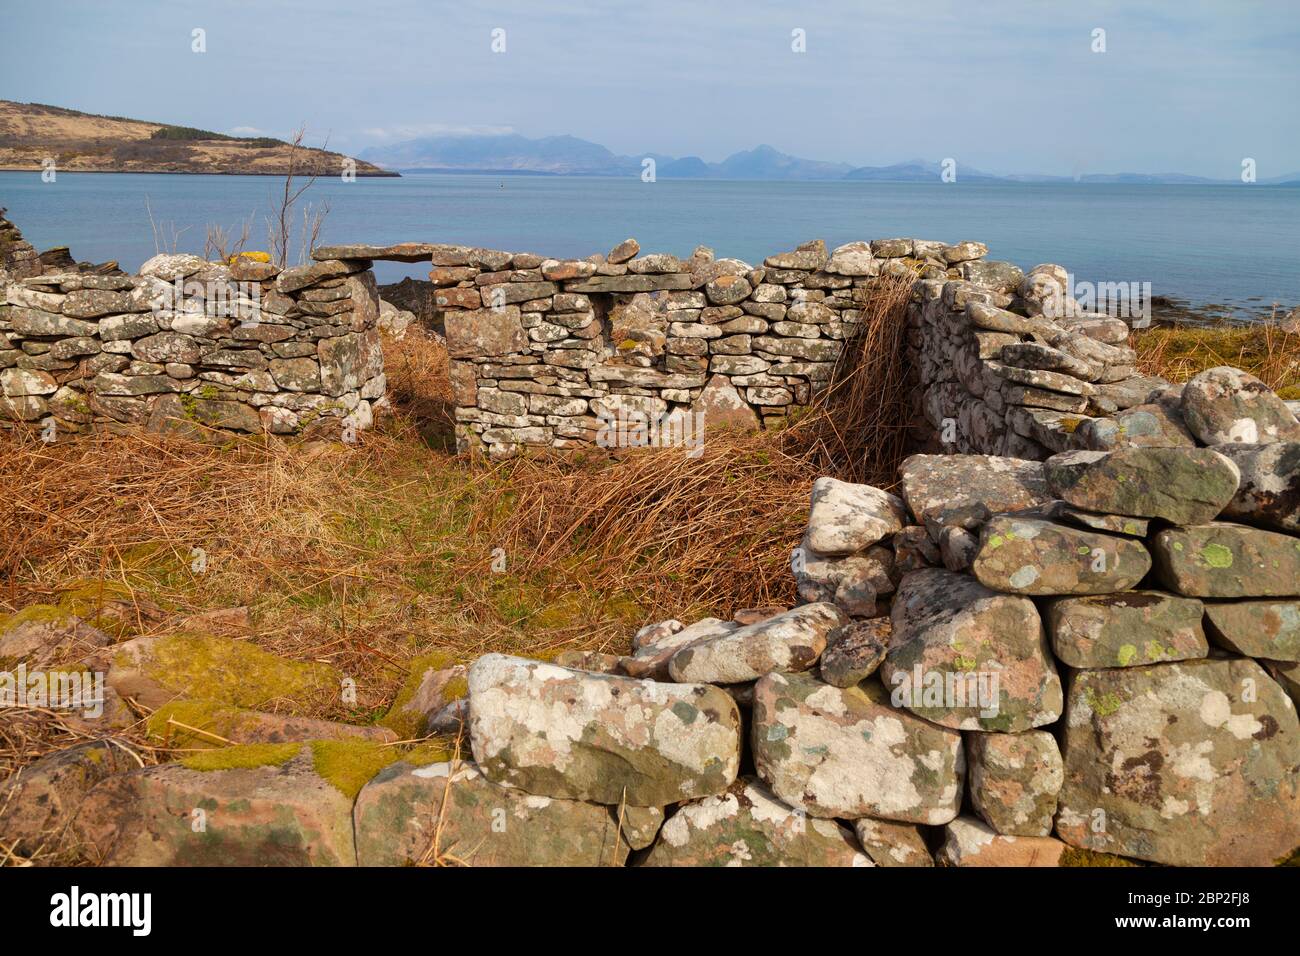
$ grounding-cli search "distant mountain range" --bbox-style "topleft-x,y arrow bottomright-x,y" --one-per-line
360,133 -> 1300,184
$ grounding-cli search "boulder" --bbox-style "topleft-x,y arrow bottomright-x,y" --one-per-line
885,568 -> 1062,732
106,633 -> 341,711
1045,447 -> 1240,525
851,817 -> 933,867
899,454 -> 1049,526
805,477 -> 907,555
146,700 -> 396,749
751,671 -> 964,823
1152,523 -> 1300,597
621,617 -> 736,680
690,374 -> 760,431
819,618 -> 890,688
667,603 -> 844,684
1180,366 -> 1300,445
967,730 -> 1063,837
1079,402 -> 1196,450
468,654 -> 741,806
0,605 -> 110,666
443,306 -> 528,359
937,816 -> 1066,866
0,741 -> 134,857
1214,441 -> 1300,533
353,760 -> 632,866
1055,658 -> 1300,866
972,517 -> 1151,595
71,744 -> 358,865
642,778 -> 870,866
1047,591 -> 1207,668
1204,600 -> 1300,661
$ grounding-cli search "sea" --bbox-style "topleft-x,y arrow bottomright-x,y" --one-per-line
2,171 -> 1298,318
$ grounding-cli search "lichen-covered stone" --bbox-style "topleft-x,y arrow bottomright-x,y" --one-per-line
1046,591 -> 1208,668
1152,523 -> 1300,598
1045,501 -> 1149,537
851,817 -> 933,867
468,654 -> 741,806
621,617 -> 735,680
1045,446 -> 1240,525
353,760 -> 632,866
642,777 -> 869,867
71,745 -> 357,865
1214,441 -> 1300,533
937,816 -> 1066,866
885,568 -> 1061,732
1080,401 -> 1196,450
689,373 -> 760,431
805,477 -> 907,555
751,671 -> 964,824
819,618 -> 890,688
667,603 -> 844,684
967,730 -> 1062,837
444,306 -> 528,359
1180,366 -> 1300,445
1204,600 -> 1300,661
899,454 -> 1049,525
972,517 -> 1151,595
1055,658 -> 1300,866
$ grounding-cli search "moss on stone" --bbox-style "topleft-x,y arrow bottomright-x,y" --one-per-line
1060,846 -> 1140,867
146,698 -> 257,747
1,603 -> 76,630
137,633 -> 340,711
380,649 -> 461,738
309,739 -> 400,799
180,742 -> 301,772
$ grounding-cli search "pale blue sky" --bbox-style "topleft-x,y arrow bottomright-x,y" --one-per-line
3,0 -> 1298,177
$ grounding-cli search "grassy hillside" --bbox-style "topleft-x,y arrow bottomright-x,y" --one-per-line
0,101 -> 396,176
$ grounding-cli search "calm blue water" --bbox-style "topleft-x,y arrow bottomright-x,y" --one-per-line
2,171 -> 1297,314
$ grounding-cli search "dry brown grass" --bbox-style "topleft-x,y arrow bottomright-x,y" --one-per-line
0,273 -> 918,782
1132,317 -> 1300,399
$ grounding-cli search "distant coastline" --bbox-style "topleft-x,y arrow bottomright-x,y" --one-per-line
0,100 -> 395,178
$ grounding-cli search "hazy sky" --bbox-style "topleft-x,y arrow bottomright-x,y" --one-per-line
3,0 -> 1298,177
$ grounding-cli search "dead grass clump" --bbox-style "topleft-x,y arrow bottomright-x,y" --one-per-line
476,273 -> 918,623
793,272 -> 918,487
0,272 -> 919,781
1132,317 -> 1300,399
382,326 -> 456,450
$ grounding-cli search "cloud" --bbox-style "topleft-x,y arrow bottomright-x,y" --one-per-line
227,126 -> 270,136
360,123 -> 516,142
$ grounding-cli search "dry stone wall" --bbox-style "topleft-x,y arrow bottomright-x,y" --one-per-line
907,263 -> 1174,459
1,242 -> 386,438
417,236 -> 997,458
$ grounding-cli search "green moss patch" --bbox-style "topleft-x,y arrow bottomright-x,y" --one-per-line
136,633 -> 341,711
309,739 -> 401,799
380,650 -> 462,738
181,742 -> 301,772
